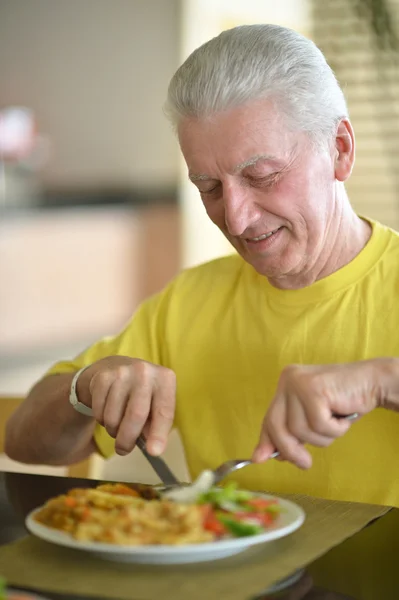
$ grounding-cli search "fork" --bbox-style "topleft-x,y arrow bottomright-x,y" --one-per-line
208,411 -> 360,484
164,411 -> 358,501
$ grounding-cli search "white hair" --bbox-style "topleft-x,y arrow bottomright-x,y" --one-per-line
165,24 -> 349,143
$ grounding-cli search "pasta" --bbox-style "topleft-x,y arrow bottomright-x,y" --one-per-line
34,484 -> 213,545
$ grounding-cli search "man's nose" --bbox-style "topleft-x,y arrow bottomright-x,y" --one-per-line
224,186 -> 258,237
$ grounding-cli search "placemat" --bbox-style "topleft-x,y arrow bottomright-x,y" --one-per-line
0,494 -> 390,600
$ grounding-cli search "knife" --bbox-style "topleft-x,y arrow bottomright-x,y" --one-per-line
136,434 -> 180,486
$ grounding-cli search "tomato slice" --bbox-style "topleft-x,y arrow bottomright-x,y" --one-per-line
246,498 -> 278,510
201,504 -> 227,536
257,512 -> 275,526
229,511 -> 275,528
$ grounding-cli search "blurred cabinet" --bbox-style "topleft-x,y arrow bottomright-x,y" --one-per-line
0,204 -> 180,359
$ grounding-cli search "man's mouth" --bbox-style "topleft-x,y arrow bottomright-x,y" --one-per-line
246,227 -> 282,242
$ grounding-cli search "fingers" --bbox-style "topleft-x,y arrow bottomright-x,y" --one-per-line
287,399 -> 338,449
141,420 -> 152,439
115,385 -> 152,455
254,420 -> 312,469
253,396 -> 313,469
260,395 -> 351,469
114,361 -> 155,456
252,396 -> 285,463
252,427 -> 277,463
268,423 -> 313,470
146,368 -> 176,455
89,370 -> 114,424
87,359 -> 176,457
304,402 -> 352,439
255,364 -> 360,469
102,379 -> 131,439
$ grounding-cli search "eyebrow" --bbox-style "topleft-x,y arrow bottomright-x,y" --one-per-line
189,172 -> 212,182
233,154 -> 276,172
189,154 -> 276,182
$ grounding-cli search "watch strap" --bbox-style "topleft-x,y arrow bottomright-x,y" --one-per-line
69,365 -> 94,416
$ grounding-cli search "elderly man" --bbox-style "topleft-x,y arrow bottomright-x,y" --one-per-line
5,24 -> 399,507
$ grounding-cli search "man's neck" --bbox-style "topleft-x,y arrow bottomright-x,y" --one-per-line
269,196 -> 372,291
316,210 -> 371,281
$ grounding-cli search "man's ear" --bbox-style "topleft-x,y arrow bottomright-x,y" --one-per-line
334,119 -> 355,182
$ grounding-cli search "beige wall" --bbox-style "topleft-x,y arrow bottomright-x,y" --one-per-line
0,204 -> 180,358
0,208 -> 139,353
0,0 -> 180,189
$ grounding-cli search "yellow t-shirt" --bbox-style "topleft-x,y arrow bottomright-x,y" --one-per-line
47,218 -> 399,507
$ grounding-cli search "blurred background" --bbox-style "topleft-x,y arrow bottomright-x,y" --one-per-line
1,0 -> 398,481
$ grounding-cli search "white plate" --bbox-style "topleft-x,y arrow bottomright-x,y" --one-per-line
25,494 -> 305,564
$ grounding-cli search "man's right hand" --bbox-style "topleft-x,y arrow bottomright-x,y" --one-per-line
76,356 -> 176,457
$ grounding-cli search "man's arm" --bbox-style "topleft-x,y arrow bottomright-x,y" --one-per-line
5,356 -> 176,466
5,373 -> 97,466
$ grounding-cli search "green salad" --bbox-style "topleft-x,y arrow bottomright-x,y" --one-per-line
197,483 -> 282,538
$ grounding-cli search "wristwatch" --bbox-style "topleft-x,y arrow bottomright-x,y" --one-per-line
69,365 -> 94,416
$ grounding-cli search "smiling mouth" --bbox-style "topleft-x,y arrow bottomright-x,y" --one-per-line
246,227 -> 282,242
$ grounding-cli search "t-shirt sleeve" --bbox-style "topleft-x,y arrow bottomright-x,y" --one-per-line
44,290 -> 169,459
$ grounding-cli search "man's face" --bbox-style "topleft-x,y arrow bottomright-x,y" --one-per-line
178,100 -> 339,286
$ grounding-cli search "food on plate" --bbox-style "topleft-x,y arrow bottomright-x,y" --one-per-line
198,484 -> 282,537
33,482 -> 282,546
96,482 -> 160,500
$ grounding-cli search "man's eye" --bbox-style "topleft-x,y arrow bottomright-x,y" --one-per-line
199,185 -> 220,195
248,174 -> 279,188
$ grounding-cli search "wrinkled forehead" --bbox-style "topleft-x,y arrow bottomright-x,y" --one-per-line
178,99 -> 284,138
177,101 -> 303,174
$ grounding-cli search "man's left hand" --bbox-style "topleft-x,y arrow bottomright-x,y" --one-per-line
252,358 -> 398,469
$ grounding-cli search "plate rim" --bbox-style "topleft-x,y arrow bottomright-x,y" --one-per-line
25,492 -> 305,556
